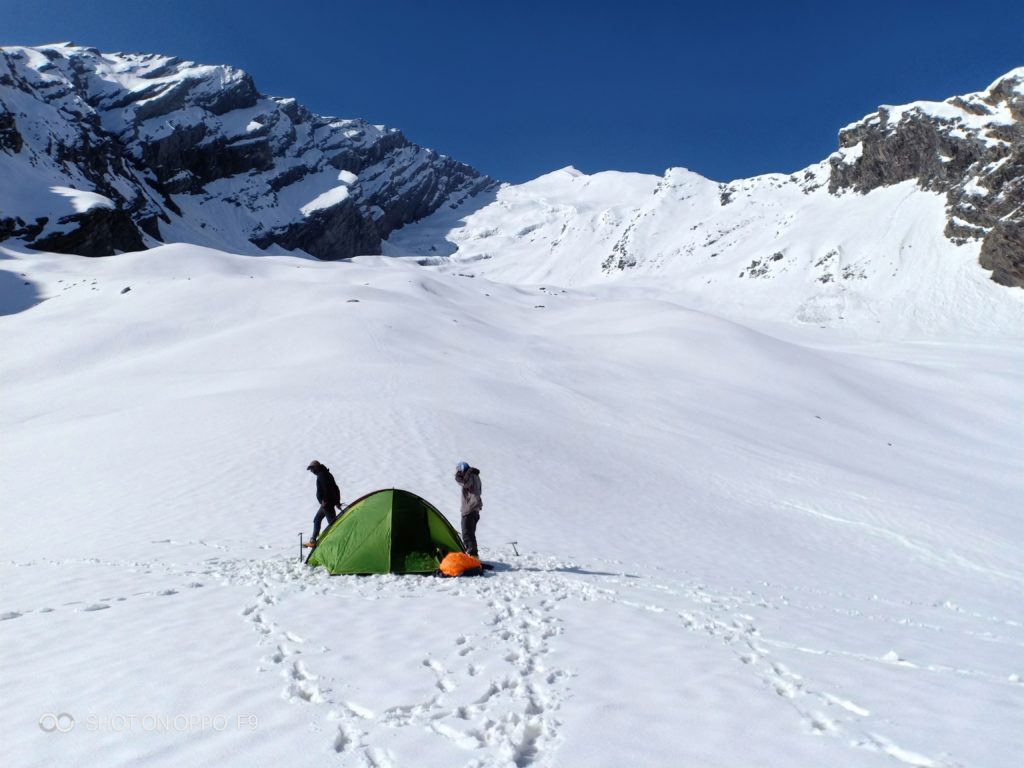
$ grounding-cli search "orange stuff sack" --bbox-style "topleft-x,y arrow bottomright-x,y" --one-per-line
439,552 -> 484,577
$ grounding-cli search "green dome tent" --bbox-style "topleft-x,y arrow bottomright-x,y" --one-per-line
306,488 -> 465,574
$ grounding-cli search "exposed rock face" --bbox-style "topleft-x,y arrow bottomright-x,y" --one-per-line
253,197 -> 381,259
33,207 -> 146,257
0,44 -> 495,259
0,109 -> 21,152
829,68 -> 1024,287
979,219 -> 1024,286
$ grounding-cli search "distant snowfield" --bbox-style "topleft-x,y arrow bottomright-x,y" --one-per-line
385,167 -> 1024,342
1,243 -> 1021,768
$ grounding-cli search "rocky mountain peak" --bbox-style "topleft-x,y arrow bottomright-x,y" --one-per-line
828,68 -> 1024,286
0,43 -> 496,260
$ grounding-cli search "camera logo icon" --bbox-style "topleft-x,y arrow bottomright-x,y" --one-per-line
38,713 -> 75,733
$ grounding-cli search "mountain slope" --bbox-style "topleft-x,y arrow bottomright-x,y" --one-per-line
0,43 -> 495,259
1,243 -> 1021,767
386,68 -> 1024,337
2,44 -> 1020,320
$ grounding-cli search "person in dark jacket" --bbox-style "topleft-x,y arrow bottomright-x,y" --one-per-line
306,460 -> 342,546
454,461 -> 482,558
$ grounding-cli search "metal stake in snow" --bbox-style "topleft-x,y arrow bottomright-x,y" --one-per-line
508,540 -> 519,556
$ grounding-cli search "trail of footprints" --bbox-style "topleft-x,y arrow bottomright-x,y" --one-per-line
1,556 -> 208,619
6,553 -> 1008,767
0,545 -> 291,621
599,576 -> 963,768
27,550 -> 959,768
239,558 -> 572,767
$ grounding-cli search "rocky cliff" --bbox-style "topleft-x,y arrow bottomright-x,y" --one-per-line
0,43 -> 495,260
828,68 -> 1023,287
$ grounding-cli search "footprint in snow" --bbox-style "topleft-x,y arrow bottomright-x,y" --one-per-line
285,661 -> 322,703
423,658 -> 456,693
267,644 -> 290,664
824,693 -> 870,717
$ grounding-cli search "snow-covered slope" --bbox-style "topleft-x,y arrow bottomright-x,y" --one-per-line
388,164 -> 1023,339
0,43 -> 494,259
1,243 -> 1021,767
386,68 -> 1024,336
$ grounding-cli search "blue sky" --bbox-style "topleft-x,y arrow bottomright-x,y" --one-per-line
3,0 -> 1022,183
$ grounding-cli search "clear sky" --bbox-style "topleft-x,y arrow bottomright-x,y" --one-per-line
3,0 -> 1022,183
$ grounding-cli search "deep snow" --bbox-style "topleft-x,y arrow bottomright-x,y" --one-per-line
0,243 -> 1021,768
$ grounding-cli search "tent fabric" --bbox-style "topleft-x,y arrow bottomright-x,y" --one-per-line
306,488 -> 464,574
438,552 -> 484,577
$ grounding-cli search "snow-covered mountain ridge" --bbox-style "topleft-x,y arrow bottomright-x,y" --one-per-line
0,45 -> 1020,337
386,68 -> 1023,338
0,43 -> 494,259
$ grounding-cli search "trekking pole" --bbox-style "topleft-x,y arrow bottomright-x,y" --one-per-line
299,532 -> 303,563
508,540 -> 519,556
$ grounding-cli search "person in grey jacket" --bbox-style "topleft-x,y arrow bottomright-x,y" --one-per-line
454,461 -> 482,558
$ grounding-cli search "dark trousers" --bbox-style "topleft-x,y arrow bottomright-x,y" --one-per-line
312,505 -> 337,541
461,512 -> 480,558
